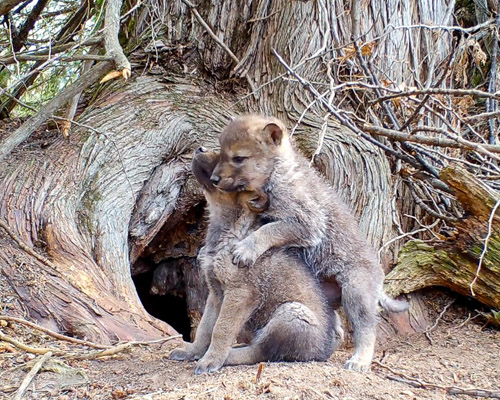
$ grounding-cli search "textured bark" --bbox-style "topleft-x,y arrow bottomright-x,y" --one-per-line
386,166 -> 500,308
0,0 -> 459,341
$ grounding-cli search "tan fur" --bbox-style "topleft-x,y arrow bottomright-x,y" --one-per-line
211,115 -> 409,372
168,148 -> 340,374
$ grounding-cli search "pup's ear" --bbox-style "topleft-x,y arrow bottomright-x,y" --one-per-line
263,123 -> 284,146
246,192 -> 270,213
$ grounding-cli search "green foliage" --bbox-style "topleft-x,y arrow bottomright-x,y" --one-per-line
0,1 -> 101,117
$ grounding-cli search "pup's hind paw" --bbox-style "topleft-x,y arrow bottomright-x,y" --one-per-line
231,238 -> 258,268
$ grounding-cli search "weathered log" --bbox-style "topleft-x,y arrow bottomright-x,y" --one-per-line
385,165 -> 500,308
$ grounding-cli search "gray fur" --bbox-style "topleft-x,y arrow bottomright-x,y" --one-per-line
168,149 -> 340,374
211,115 -> 409,372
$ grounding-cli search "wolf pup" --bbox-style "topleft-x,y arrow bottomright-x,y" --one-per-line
168,147 -> 340,374
210,115 -> 408,372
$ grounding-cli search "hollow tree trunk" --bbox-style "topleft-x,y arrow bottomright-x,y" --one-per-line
0,0 -> 456,342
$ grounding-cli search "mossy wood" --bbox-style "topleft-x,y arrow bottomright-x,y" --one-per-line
385,166 -> 500,308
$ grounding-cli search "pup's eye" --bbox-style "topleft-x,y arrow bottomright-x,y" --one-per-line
232,156 -> 247,164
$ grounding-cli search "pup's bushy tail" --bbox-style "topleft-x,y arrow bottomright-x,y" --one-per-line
379,293 -> 409,313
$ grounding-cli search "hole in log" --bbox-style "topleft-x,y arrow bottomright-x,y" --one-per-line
133,268 -> 192,341
131,202 -> 208,341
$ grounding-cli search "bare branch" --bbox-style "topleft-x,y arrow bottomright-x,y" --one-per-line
104,0 -> 130,75
0,61 -> 113,163
0,0 -> 97,116
372,88 -> 500,103
486,11 -> 500,144
0,315 -> 109,349
271,48 -> 422,170
406,181 -> 458,222
1,54 -> 113,63
0,37 -> 102,64
470,198 -> 500,296
363,125 -> 500,156
11,0 -> 50,52
13,352 -> 52,400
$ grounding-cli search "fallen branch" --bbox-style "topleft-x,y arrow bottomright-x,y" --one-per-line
13,351 -> 53,400
0,330 -> 59,355
0,326 -> 181,359
0,315 -> 108,349
374,361 -> 500,399
73,335 -> 182,360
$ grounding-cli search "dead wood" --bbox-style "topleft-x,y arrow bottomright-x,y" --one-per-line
386,165 -> 500,308
13,351 -> 52,400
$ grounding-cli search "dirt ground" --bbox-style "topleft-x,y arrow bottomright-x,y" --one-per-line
1,293 -> 499,400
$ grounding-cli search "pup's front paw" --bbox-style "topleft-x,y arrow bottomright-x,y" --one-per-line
344,357 -> 371,373
169,344 -> 204,361
231,237 -> 258,268
194,353 -> 225,374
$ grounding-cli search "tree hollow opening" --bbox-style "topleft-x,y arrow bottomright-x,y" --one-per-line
133,269 -> 192,341
131,202 -> 208,341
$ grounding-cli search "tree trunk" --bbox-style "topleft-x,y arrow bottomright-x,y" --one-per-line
0,0 -> 457,342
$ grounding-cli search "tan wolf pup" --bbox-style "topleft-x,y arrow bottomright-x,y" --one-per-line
168,147 -> 341,374
210,115 -> 408,372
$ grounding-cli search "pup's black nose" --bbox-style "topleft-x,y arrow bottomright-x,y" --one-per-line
195,146 -> 206,155
210,175 -> 221,185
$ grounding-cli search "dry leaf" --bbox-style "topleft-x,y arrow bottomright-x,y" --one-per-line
100,68 -> 132,83
454,95 -> 474,117
468,38 -> 487,67
361,41 -> 376,57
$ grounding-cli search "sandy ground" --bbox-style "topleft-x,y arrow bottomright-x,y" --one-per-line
1,296 -> 499,400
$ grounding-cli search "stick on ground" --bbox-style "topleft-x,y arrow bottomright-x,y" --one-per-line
13,351 -> 52,400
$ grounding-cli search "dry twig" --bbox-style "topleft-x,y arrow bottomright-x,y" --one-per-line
470,198 -> 500,296
0,330 -> 58,355
374,361 -> 500,399
0,315 -> 108,349
0,61 -> 113,163
424,299 -> 455,344
13,351 -> 53,400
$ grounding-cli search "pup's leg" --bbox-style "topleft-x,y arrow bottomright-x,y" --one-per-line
341,279 -> 379,372
194,289 -> 257,374
225,302 -> 335,366
169,292 -> 221,361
